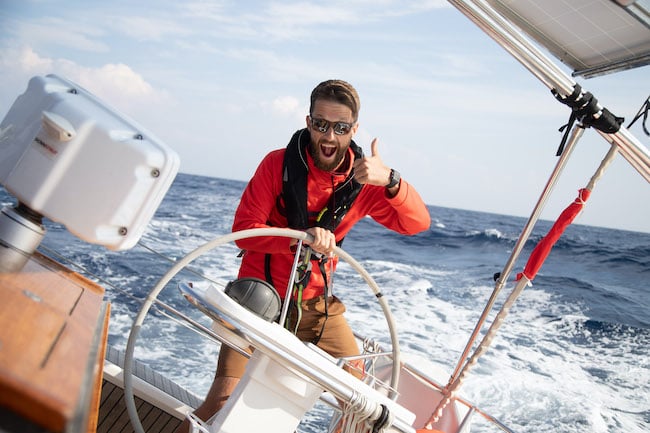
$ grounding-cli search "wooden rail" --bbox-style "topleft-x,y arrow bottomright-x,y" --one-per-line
0,251 -> 110,433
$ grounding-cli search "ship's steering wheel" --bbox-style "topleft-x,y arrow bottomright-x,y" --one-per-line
123,228 -> 402,433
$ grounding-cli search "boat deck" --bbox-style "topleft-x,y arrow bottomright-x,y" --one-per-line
98,345 -> 202,433
98,380 -> 181,433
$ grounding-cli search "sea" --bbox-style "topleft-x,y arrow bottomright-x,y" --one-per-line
2,172 -> 648,433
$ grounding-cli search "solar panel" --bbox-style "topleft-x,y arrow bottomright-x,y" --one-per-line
487,0 -> 650,77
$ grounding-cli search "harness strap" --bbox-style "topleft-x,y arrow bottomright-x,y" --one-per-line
311,255 -> 330,345
264,253 -> 274,288
287,247 -> 312,333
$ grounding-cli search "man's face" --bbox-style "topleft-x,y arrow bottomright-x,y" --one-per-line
306,99 -> 358,172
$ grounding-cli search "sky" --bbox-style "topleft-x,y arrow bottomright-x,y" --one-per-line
1,0 -> 649,233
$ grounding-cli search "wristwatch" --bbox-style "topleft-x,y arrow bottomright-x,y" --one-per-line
386,168 -> 400,188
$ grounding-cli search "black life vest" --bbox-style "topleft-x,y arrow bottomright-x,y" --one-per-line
279,128 -> 364,232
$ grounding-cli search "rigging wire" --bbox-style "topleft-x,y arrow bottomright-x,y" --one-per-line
627,95 -> 650,136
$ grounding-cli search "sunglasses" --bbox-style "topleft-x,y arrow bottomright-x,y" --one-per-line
310,117 -> 354,135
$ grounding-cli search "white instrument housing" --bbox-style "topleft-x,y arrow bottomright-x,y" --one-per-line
0,74 -> 180,250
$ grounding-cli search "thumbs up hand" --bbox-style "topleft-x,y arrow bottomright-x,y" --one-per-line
353,138 -> 394,189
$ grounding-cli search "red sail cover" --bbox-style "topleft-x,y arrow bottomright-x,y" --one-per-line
518,188 -> 591,281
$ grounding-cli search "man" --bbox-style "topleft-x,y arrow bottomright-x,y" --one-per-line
177,79 -> 430,432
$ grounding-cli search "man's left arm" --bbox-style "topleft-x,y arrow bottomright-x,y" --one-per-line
353,138 -> 430,235
380,179 -> 431,234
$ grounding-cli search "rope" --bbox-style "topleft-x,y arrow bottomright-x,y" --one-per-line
425,276 -> 530,427
362,338 -> 381,382
586,144 -> 619,192
339,392 -> 394,433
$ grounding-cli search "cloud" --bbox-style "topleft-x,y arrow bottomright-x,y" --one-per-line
176,0 -> 449,41
253,1 -> 441,40
73,63 -> 157,99
110,16 -> 191,42
182,0 -> 230,22
14,45 -> 54,71
0,46 -> 169,114
271,96 -> 301,115
265,2 -> 358,26
9,17 -> 110,53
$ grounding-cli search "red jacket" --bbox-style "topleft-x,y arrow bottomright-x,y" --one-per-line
233,145 -> 430,299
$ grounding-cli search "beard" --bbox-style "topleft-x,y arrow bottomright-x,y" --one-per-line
308,138 -> 349,172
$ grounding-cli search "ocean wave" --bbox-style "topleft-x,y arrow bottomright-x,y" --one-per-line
567,318 -> 650,343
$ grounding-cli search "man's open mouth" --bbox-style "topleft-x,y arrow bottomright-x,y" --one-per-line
320,143 -> 336,158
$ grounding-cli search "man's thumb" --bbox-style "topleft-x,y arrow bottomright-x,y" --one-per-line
371,138 -> 379,157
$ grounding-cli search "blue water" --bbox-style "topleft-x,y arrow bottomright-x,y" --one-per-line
2,172 -> 649,432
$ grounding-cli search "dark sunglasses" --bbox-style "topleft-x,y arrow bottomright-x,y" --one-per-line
310,117 -> 354,135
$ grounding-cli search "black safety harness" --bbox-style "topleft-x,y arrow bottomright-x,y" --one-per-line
265,128 -> 364,340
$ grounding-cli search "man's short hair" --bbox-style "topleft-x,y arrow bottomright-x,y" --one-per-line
310,79 -> 361,121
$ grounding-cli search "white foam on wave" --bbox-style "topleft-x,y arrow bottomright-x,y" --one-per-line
459,285 -> 649,433
335,257 -> 649,433
483,228 -> 503,239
